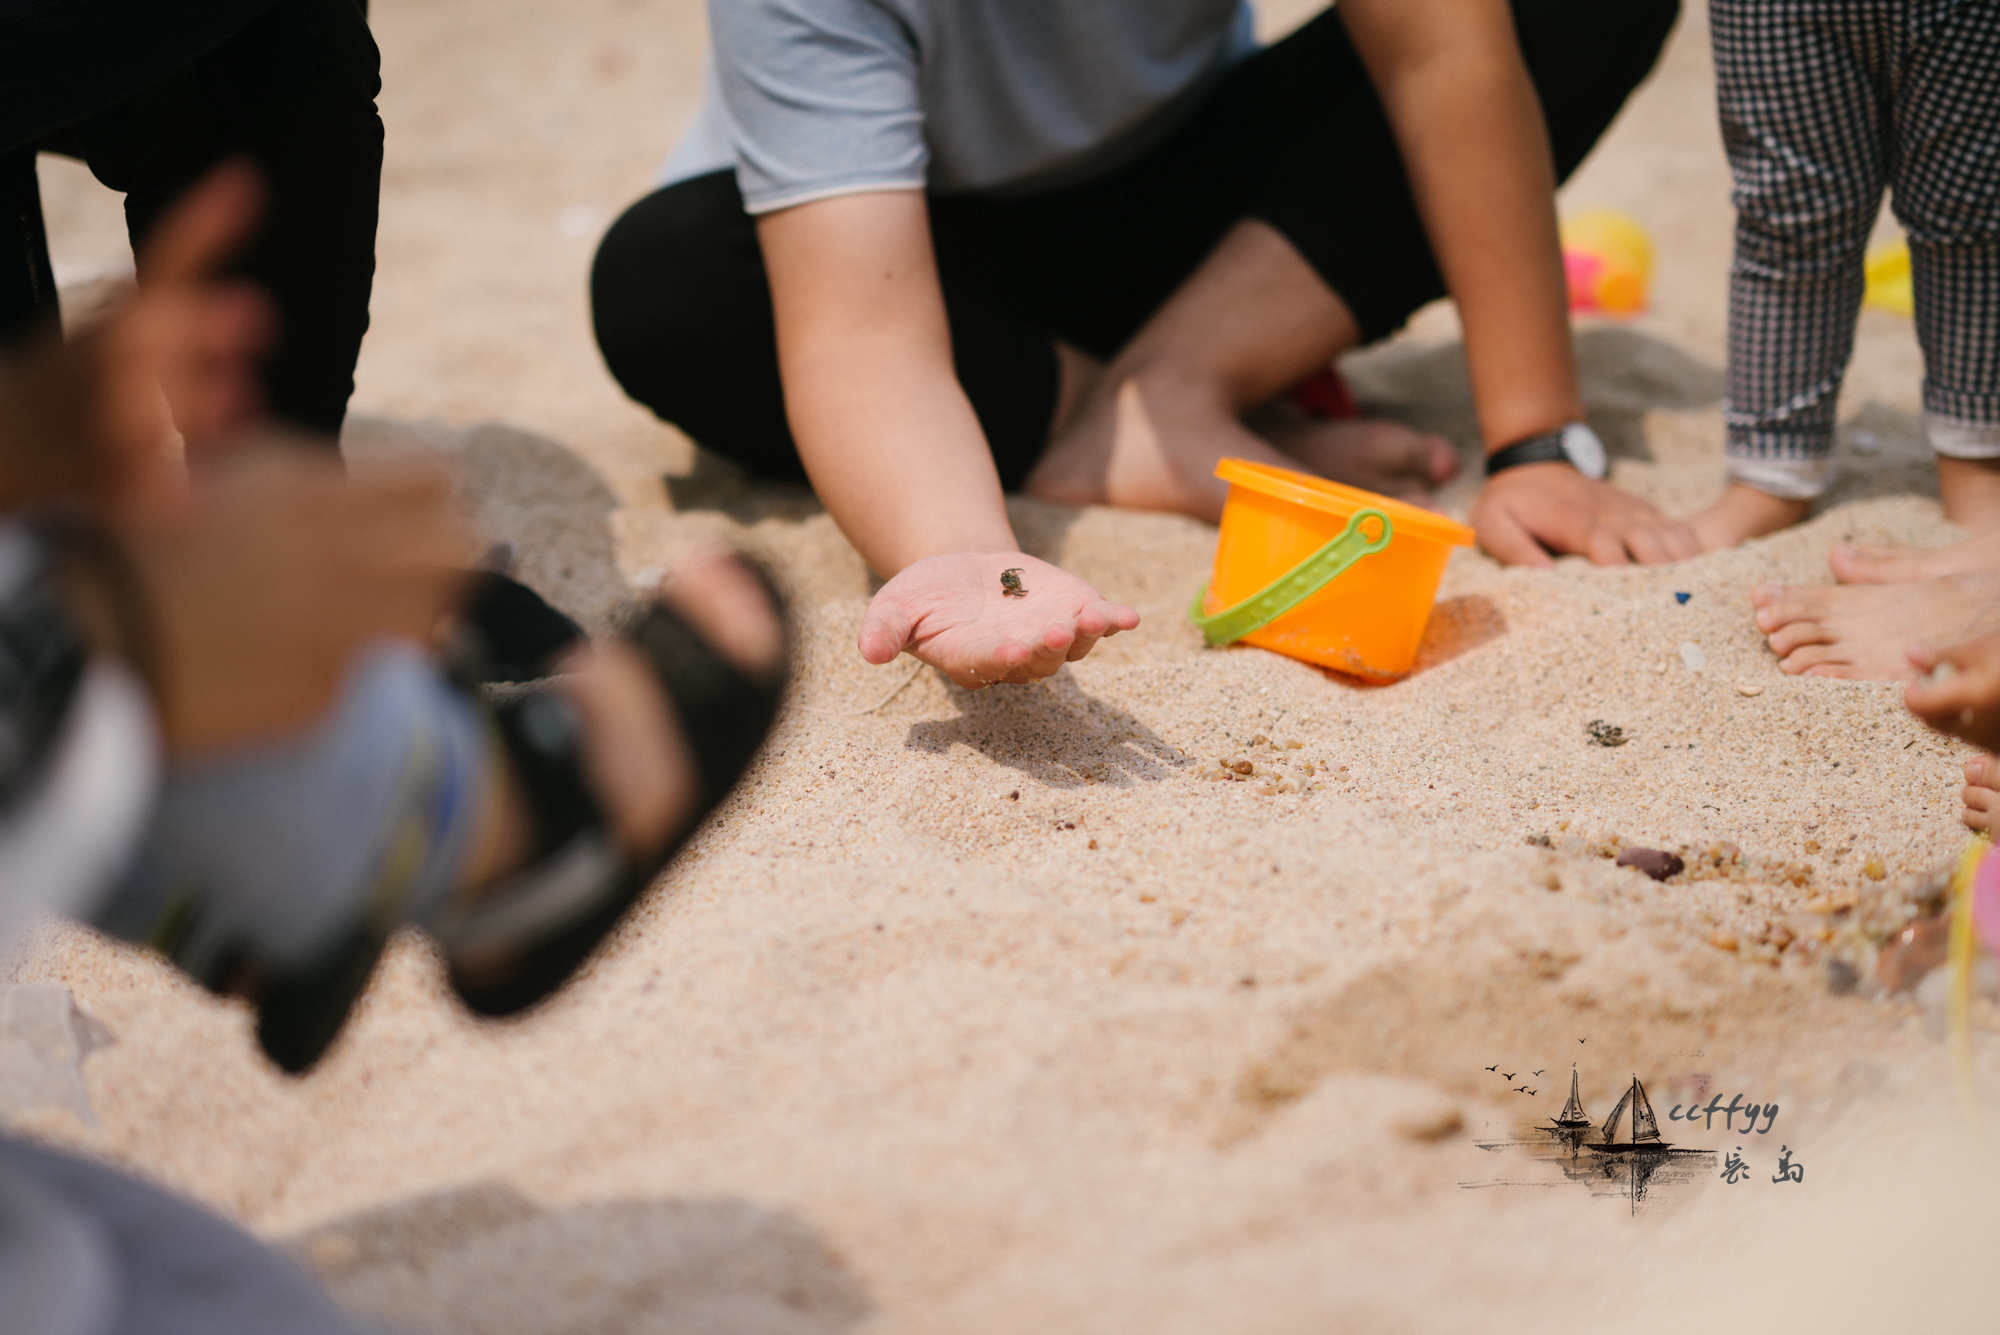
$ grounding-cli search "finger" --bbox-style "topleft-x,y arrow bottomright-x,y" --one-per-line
1622,522 -> 1671,567
1094,600 -> 1140,635
136,161 -> 265,287
1966,778 -> 2000,811
1065,631 -> 1101,662
859,590 -> 918,665
1585,525 -> 1630,567
1658,517 -> 1704,563
1965,756 -> 1990,786
1474,504 -> 1554,569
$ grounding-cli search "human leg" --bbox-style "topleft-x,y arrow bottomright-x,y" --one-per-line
592,171 -> 1059,490
993,0 -> 1675,517
56,0 -> 383,439
1688,0 -> 1890,549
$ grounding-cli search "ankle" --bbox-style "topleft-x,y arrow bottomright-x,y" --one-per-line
1691,484 -> 1809,551
1937,457 -> 2000,532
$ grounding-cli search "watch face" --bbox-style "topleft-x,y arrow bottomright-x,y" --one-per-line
1561,423 -> 1608,480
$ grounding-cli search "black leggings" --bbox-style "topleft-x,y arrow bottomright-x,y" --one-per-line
0,0 -> 382,439
592,0 -> 1680,490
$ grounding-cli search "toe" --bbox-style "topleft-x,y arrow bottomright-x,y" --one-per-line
1766,619 -> 1836,656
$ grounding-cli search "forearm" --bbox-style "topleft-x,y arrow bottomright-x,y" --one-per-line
758,197 -> 1017,576
778,331 -> 1016,573
1343,0 -> 1581,450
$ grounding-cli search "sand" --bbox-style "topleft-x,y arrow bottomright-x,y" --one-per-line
10,2 -> 2000,1330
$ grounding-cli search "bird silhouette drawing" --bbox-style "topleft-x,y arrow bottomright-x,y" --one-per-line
1525,1088 -> 1537,1096
1502,1072 -> 1516,1081
1484,1065 -> 1498,1072
1533,1069 -> 1545,1076
1512,1085 -> 1528,1093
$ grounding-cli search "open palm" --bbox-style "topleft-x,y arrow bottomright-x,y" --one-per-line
859,551 -> 1139,687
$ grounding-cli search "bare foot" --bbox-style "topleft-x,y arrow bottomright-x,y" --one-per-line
1249,402 -> 1458,505
1829,530 -> 2000,584
1687,484 -> 1809,551
1961,755 -> 2000,834
1749,572 -> 2000,678
1825,459 -> 2000,584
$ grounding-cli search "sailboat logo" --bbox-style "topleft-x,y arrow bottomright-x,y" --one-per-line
1467,1060 -> 1716,1212
1589,1073 -> 1671,1154
1548,1064 -> 1593,1131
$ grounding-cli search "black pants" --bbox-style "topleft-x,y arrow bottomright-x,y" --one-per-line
0,0 -> 382,438
592,0 -> 1680,490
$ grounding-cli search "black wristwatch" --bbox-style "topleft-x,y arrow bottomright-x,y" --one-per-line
1484,423 -> 1608,480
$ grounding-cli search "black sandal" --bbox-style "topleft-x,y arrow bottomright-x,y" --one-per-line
432,561 -> 789,1017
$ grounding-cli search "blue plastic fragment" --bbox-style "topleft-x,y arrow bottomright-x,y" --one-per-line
1674,591 -> 1691,605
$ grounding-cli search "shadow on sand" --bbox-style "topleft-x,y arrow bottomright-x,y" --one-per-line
1343,324 -> 1726,467
904,669 -> 1186,790
289,1182 -> 873,1335
343,416 -> 629,631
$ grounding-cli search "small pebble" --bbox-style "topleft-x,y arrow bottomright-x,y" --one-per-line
1585,719 -> 1628,747
1877,916 -> 1948,992
1736,683 -> 1763,697
1862,857 -> 1887,881
1710,928 -> 1739,951
1826,959 -> 1860,996
1679,641 -> 1707,672
1615,847 -> 1684,881
1674,591 -> 1691,605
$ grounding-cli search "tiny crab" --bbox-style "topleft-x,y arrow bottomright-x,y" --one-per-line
1585,719 -> 1628,748
1000,567 -> 1028,598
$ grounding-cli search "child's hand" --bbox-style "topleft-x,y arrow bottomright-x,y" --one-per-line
1904,635 -> 2000,753
858,552 -> 1139,688
123,447 -> 469,754
0,162 -> 270,519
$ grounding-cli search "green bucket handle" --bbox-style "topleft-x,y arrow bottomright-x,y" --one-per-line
1188,508 -> 1393,646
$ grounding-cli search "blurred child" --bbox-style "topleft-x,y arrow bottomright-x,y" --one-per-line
0,169 -> 789,1335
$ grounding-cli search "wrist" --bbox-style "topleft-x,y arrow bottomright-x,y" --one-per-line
1484,423 -> 1607,480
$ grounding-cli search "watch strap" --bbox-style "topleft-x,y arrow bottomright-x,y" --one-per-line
1484,430 -> 1570,477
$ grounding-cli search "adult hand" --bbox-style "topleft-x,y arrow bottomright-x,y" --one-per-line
1905,636 -> 2000,754
858,552 -> 1139,688
1470,463 -> 1701,567
122,447 -> 469,754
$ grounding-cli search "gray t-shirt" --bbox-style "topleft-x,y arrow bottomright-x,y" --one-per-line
663,0 -> 1258,213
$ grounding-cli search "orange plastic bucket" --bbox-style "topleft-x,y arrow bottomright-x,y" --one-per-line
1191,459 -> 1474,682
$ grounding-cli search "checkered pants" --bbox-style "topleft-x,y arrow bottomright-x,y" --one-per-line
1713,0 -> 2000,498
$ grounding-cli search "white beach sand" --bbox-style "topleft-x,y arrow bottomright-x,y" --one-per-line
11,2 -> 1999,1330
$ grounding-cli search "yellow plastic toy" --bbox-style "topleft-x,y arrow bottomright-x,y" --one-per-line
1561,209 -> 1654,316
1190,459 -> 1474,682
1864,240 -> 1913,316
